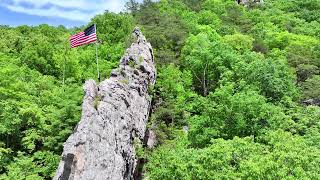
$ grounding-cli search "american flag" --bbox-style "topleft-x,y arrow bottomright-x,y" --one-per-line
70,24 -> 97,48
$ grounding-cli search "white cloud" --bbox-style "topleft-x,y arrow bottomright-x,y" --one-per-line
0,0 -> 129,22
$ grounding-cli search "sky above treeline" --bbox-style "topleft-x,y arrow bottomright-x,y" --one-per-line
0,0 -> 143,27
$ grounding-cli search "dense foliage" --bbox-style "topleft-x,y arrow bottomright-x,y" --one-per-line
0,0 -> 319,179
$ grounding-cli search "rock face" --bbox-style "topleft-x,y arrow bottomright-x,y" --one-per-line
302,98 -> 320,106
236,0 -> 264,6
54,27 -> 156,180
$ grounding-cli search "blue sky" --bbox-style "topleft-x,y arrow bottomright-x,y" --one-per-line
0,0 -> 142,27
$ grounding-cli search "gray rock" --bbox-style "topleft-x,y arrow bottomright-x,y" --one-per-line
54,27 -> 156,180
183,126 -> 189,134
302,98 -> 320,106
236,0 -> 264,6
146,130 -> 157,149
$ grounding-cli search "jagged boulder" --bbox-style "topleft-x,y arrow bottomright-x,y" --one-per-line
302,98 -> 320,106
236,0 -> 264,6
54,27 -> 156,180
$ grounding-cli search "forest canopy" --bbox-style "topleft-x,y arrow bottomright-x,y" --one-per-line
0,0 -> 320,179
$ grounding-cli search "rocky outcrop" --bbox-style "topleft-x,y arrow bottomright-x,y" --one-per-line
54,27 -> 156,180
302,98 -> 320,106
236,0 -> 264,6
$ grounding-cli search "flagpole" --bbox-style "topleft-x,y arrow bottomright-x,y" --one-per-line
95,24 -> 100,82
62,47 -> 68,91
96,42 -> 100,82
63,46 -> 67,89
63,57 -> 65,86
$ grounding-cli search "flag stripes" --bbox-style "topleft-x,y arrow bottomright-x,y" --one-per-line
70,24 -> 97,48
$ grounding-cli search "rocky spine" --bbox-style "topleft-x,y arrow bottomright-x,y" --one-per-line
54,27 -> 156,180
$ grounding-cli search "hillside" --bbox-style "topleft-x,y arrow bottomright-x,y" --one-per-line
0,0 -> 320,179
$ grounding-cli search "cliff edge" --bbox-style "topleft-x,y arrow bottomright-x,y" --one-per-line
54,27 -> 156,180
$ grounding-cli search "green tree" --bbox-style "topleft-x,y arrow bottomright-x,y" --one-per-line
302,75 -> 320,99
182,26 -> 236,96
223,33 -> 254,54
188,86 -> 291,147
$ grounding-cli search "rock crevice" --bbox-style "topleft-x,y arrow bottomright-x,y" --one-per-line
54,27 -> 156,180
